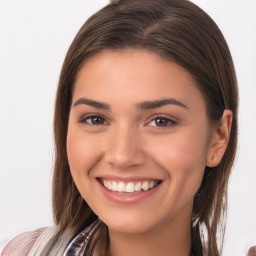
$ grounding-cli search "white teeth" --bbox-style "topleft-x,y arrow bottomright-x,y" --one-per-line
107,180 -> 112,190
102,179 -> 159,193
142,181 -> 149,191
117,182 -> 126,192
126,182 -> 135,193
112,181 -> 118,191
134,182 -> 141,192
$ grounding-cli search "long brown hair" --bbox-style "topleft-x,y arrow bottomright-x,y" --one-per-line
52,0 -> 238,255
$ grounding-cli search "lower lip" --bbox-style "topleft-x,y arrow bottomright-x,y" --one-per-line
97,180 -> 162,204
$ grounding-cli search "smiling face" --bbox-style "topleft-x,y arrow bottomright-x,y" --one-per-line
67,49 -> 212,235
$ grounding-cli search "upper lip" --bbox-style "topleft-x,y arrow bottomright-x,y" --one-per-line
96,175 -> 162,182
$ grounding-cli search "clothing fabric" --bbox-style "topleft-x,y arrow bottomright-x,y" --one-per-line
1,220 -> 100,256
1,219 -> 200,256
3,221 -> 255,256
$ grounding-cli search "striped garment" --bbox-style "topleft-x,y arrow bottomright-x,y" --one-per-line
1,220 -> 100,256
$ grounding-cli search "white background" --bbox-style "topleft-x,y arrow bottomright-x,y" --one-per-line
0,1 -> 255,255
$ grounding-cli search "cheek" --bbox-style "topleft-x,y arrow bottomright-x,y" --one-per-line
172,135 -> 208,170
152,131 -> 207,166
148,128 -> 209,190
66,129 -> 102,175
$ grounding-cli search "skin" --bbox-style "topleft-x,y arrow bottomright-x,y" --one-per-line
67,49 -> 232,256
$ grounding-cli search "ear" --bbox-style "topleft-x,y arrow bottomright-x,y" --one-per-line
206,110 -> 233,167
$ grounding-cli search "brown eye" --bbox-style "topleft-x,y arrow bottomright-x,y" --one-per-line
80,115 -> 108,125
155,117 -> 170,126
148,116 -> 177,127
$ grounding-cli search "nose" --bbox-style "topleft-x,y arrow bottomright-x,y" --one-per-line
104,125 -> 145,169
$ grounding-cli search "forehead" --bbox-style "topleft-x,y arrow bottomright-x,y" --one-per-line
73,49 -> 206,112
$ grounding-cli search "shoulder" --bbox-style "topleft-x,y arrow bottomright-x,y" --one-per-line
1,228 -> 47,256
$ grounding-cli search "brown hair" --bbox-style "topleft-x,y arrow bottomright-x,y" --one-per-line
52,0 -> 238,255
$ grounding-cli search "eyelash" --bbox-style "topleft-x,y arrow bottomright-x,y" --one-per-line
79,114 -> 109,125
79,114 -> 178,128
146,115 -> 177,127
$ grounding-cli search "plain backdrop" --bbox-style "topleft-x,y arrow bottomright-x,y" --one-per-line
0,1 -> 255,255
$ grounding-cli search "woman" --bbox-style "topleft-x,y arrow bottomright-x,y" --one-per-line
2,0 -> 238,255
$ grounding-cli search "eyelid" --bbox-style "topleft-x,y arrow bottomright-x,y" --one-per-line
79,113 -> 110,125
78,113 -> 179,127
146,114 -> 178,127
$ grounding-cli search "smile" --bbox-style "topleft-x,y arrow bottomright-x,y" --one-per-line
100,179 -> 161,193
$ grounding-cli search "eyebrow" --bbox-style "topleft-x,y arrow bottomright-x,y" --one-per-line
136,98 -> 188,110
73,97 -> 188,111
73,98 -> 110,110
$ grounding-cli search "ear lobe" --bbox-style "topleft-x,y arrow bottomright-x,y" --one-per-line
206,110 -> 233,167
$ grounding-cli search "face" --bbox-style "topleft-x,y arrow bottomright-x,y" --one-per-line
67,49 -> 212,235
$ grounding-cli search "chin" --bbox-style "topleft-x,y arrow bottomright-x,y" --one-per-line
99,211 -> 163,234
